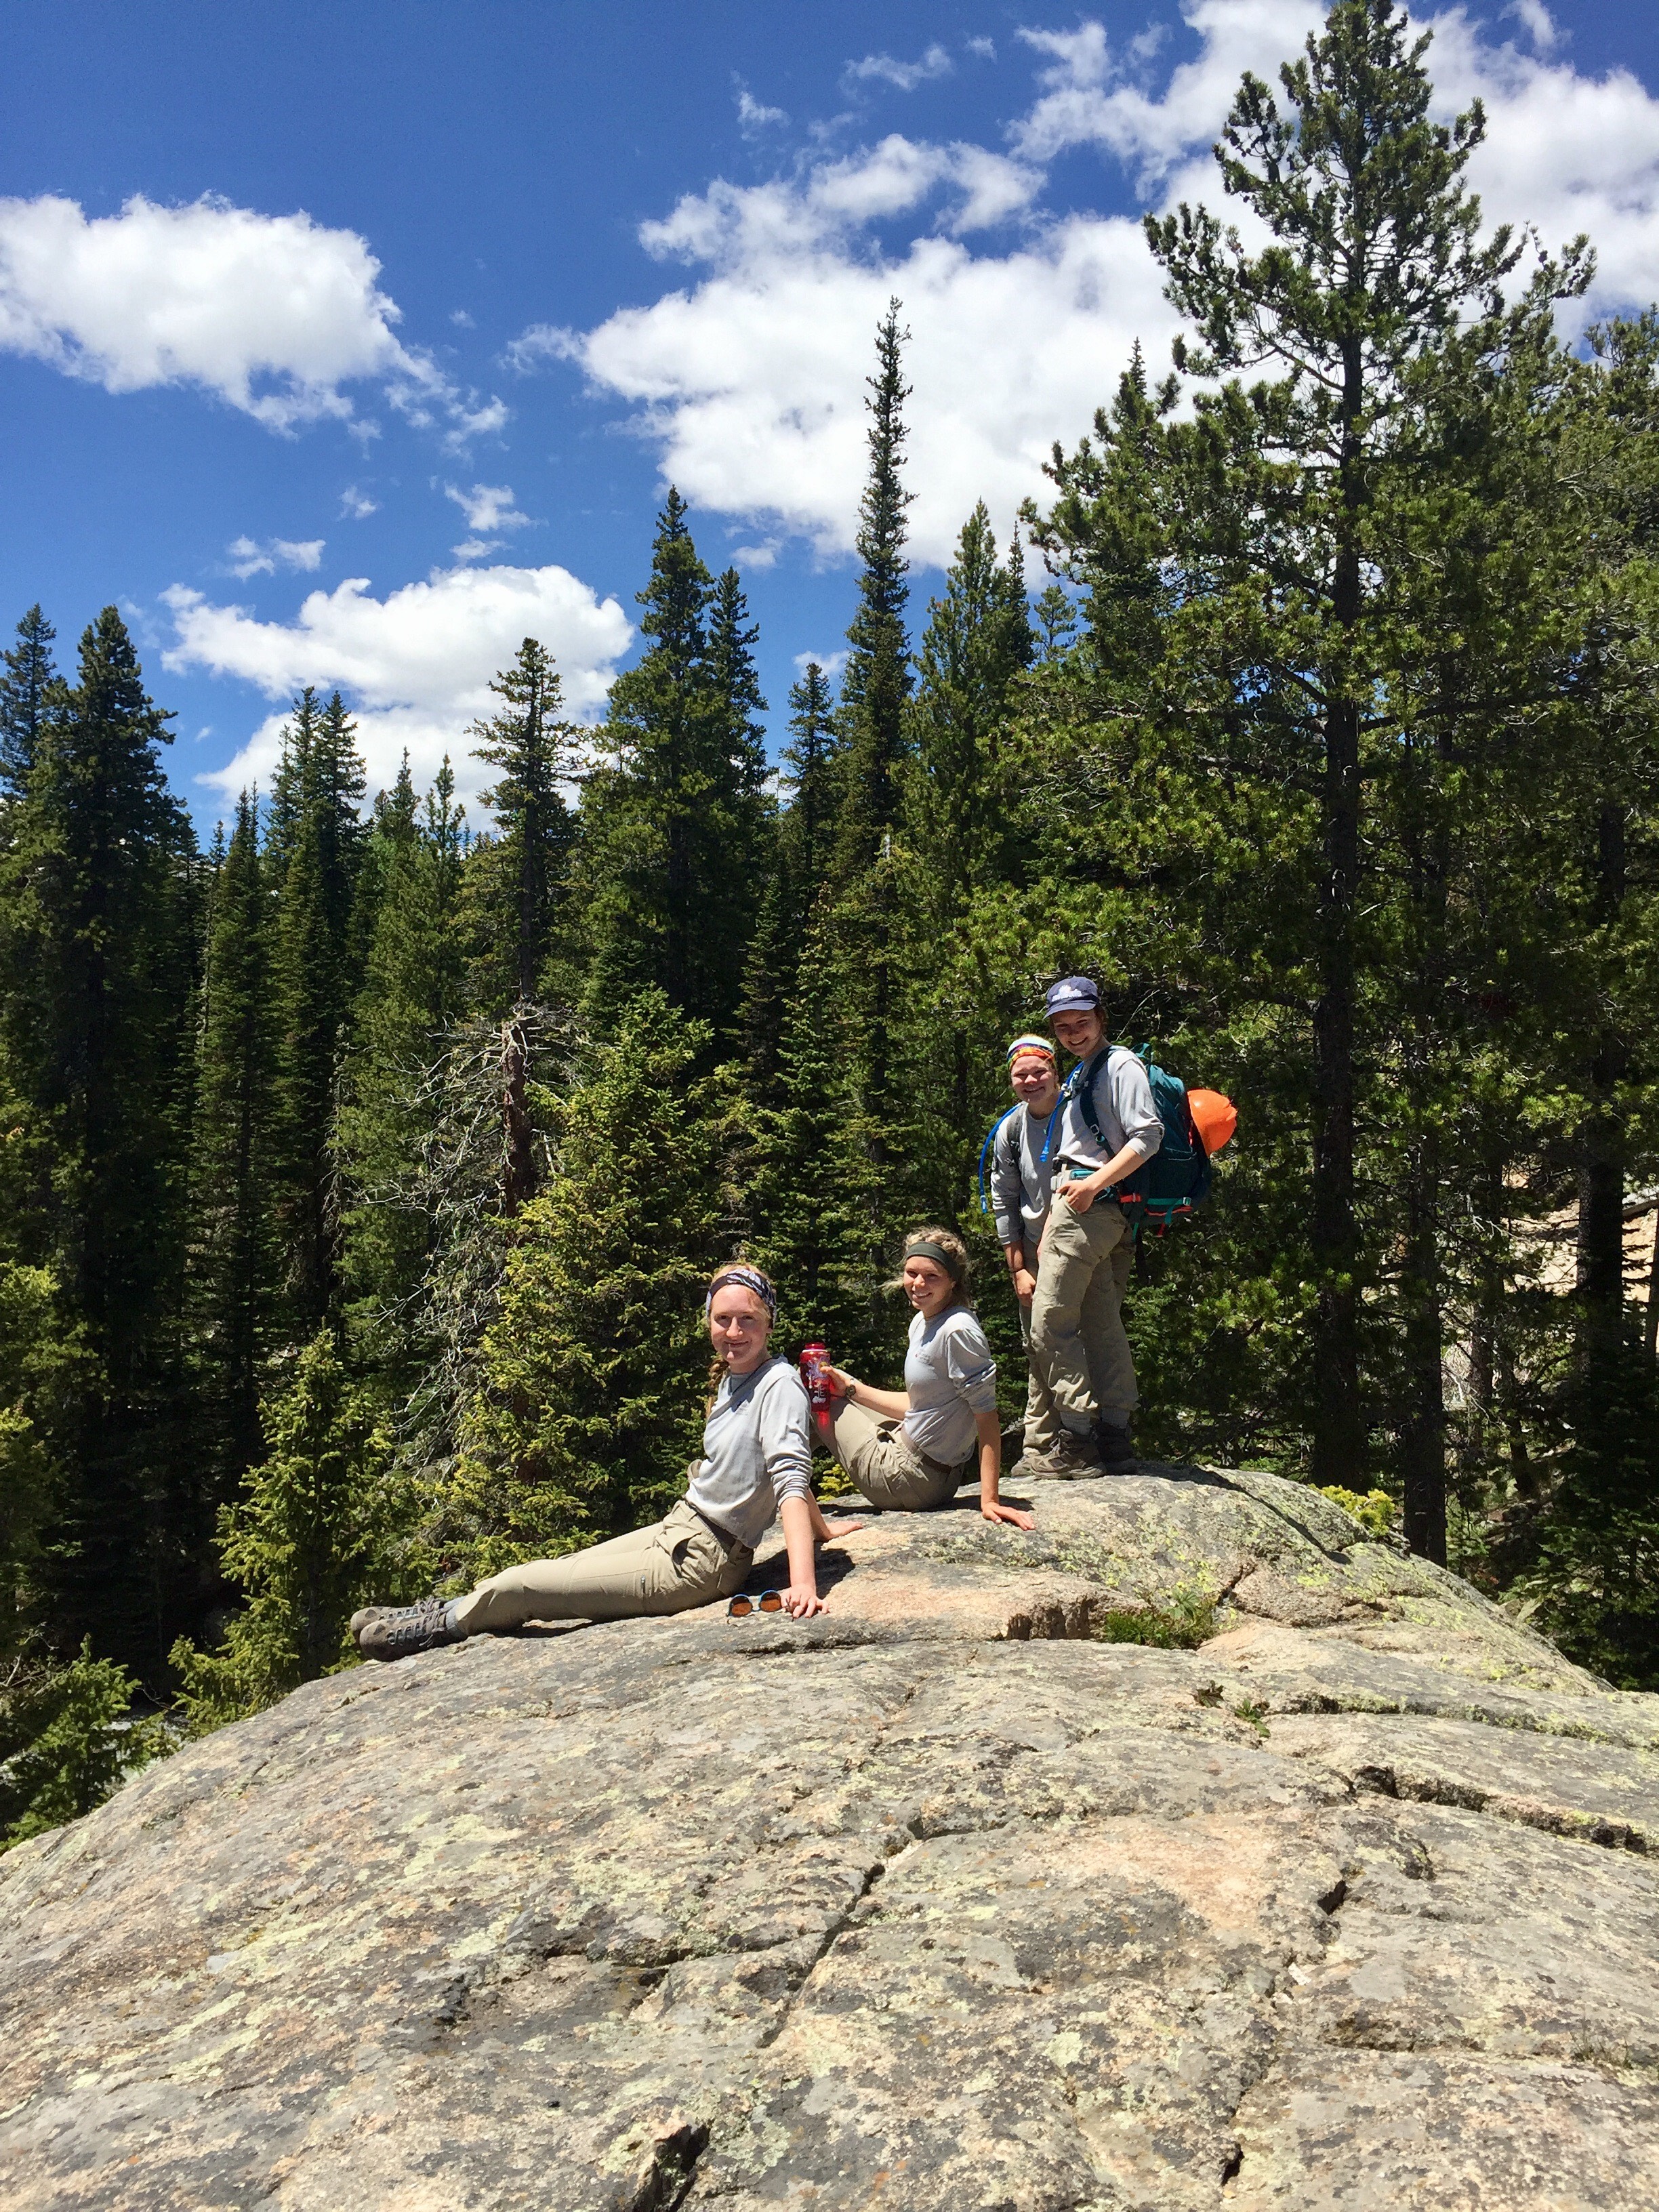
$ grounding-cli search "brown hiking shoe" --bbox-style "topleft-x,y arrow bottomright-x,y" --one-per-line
356,1598 -> 466,1661
350,1605 -> 392,1638
1013,1430 -> 1103,1481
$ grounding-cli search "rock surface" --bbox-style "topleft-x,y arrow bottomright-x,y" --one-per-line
3,1461 -> 1658,2209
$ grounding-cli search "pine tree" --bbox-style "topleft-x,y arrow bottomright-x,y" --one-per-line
170,1328 -> 422,1732
774,307 -> 924,1315
581,495 -> 766,1041
0,605 -> 58,808
832,301 -> 914,887
269,691 -> 368,1332
747,901 -> 899,1372
438,990 -> 741,1581
192,792 -> 275,1488
907,506 -> 1033,896
737,660 -> 840,1103
708,567 -> 771,807
0,1260 -> 81,1666
462,641 -> 578,1012
0,1639 -> 158,1848
0,608 -> 197,1672
1141,0 -> 1563,1489
341,758 -> 468,1380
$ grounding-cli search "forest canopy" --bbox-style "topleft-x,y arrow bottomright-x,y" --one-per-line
3,1 -> 1659,1843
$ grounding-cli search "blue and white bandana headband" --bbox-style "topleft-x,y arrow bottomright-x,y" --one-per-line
705,1265 -> 777,1319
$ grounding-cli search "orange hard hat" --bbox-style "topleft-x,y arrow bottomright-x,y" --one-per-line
1187,1088 -> 1237,1154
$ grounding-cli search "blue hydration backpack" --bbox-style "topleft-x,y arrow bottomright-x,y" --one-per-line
976,1098 -> 1067,1218
1074,1044 -> 1212,1235
977,1105 -> 1022,1216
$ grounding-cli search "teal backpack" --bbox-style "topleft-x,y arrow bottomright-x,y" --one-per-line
1073,1045 -> 1212,1235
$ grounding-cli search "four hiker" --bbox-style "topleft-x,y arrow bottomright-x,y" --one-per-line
354,973 -> 1171,1659
814,1227 -> 1035,1530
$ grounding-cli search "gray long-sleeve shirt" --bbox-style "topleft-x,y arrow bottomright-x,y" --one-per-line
903,1307 -> 998,1468
989,1103 -> 1059,1250
1053,1047 -> 1164,1174
686,1356 -> 813,1548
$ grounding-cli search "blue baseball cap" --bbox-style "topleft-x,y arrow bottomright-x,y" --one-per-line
1045,975 -> 1101,1017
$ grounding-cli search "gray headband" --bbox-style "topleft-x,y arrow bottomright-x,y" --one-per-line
705,1265 -> 777,1319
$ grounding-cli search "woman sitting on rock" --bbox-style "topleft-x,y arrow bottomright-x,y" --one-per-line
355,1264 -> 864,1660
816,1227 -> 1035,1530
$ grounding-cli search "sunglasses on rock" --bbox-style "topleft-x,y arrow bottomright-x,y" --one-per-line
726,1591 -> 785,1617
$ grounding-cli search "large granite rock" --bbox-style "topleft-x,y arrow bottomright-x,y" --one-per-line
4,1462 -> 1658,2209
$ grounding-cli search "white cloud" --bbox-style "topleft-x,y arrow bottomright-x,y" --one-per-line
450,307 -> 476,327
0,191 -> 506,441
445,482 -> 530,534
1012,5 -> 1326,187
1504,1 -> 1561,55
966,38 -> 997,63
548,3 -> 1659,567
340,484 -> 378,519
164,563 -> 632,806
737,86 -> 789,133
504,322 -> 572,374
1426,9 -> 1659,330
845,44 -> 954,94
794,649 -> 848,682
226,534 -> 325,579
444,480 -> 531,562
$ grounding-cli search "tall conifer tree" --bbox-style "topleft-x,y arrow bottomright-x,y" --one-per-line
192,792 -> 275,1488
0,606 -> 58,808
269,691 -> 367,1332
581,494 -> 764,1040
342,758 -> 468,1379
464,640 -> 577,1012
0,609 -> 196,1669
832,301 -> 914,887
738,661 -> 840,1102
1142,0 -> 1553,1490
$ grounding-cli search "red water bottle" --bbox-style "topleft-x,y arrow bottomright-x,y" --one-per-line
800,1343 -> 834,1412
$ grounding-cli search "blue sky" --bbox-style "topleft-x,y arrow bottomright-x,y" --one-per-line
4,0 -> 1658,832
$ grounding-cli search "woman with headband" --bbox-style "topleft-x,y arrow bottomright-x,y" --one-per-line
815,1228 -> 1036,1530
353,1263 -> 864,1659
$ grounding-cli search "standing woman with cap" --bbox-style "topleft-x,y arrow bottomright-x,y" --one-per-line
987,1033 -> 1073,1473
1029,976 -> 1163,1475
352,1264 -> 864,1660
816,1229 -> 1036,1529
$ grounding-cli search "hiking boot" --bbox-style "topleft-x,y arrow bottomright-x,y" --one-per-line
350,1605 -> 392,1638
356,1597 -> 466,1662
1097,1420 -> 1138,1474
1013,1429 -> 1103,1481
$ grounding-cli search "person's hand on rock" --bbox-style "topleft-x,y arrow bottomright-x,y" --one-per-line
781,1581 -> 829,1618
819,1517 -> 865,1540
982,1499 -> 1036,1530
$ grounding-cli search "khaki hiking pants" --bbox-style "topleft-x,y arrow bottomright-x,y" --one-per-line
452,1498 -> 753,1635
1030,1195 -> 1136,1436
823,1397 -> 965,1511
1018,1268 -> 1124,1452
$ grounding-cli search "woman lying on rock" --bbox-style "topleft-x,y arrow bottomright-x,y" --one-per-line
815,1227 -> 1035,1531
354,1264 -> 864,1660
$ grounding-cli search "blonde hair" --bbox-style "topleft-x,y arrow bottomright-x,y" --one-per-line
885,1225 -> 972,1307
704,1259 -> 778,1410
